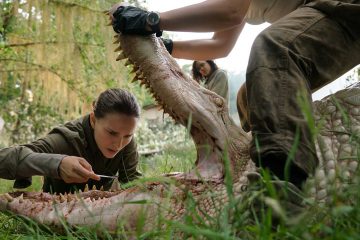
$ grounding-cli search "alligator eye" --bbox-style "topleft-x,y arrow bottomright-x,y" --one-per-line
214,97 -> 223,108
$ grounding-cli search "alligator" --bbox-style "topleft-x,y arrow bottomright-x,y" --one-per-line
0,32 -> 359,235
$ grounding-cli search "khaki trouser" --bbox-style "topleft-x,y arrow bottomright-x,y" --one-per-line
238,0 -> 360,187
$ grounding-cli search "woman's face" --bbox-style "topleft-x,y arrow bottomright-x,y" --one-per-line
195,61 -> 212,78
90,112 -> 138,158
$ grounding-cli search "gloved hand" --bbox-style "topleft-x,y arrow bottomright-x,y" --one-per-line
111,5 -> 162,36
161,38 -> 173,54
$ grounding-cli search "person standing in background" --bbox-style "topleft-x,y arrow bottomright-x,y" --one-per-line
192,60 -> 229,103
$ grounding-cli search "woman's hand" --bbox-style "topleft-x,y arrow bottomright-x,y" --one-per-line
59,156 -> 100,183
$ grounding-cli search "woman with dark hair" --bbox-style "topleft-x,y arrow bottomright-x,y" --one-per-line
192,60 -> 229,102
0,88 -> 142,193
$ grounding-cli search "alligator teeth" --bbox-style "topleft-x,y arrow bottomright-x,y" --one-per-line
131,75 -> 138,83
116,53 -> 126,61
4,193 -> 13,202
18,194 -> 24,203
113,38 -> 120,44
137,72 -> 145,80
114,45 -> 122,52
84,184 -> 89,192
100,186 -> 104,191
132,65 -> 139,72
60,194 -> 66,203
158,101 -> 164,107
130,68 -> 136,74
135,69 -> 142,76
125,59 -> 132,66
140,81 -> 147,87
92,185 -> 97,190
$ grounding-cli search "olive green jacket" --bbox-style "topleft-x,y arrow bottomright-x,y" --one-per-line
0,114 -> 141,193
204,69 -> 229,102
0,146 -> 64,181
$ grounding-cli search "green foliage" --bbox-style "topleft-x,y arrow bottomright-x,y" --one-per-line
127,80 -> 156,107
0,0 -> 154,145
140,141 -> 196,176
135,117 -> 196,175
0,176 -> 42,193
136,117 -> 190,152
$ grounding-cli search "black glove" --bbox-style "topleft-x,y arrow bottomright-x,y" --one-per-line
161,38 -> 173,54
112,6 -> 162,36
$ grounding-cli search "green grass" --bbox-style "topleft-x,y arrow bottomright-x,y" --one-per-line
0,135 -> 359,239
0,176 -> 43,193
139,141 -> 196,177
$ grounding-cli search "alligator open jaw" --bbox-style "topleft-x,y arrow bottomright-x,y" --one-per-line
114,34 -> 251,181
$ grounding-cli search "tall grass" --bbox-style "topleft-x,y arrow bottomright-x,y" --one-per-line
139,141 -> 196,177
0,116 -> 359,239
0,146 -> 358,239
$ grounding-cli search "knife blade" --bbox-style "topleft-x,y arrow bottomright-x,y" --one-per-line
97,174 -> 118,179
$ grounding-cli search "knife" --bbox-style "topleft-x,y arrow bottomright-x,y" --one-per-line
97,174 -> 118,179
